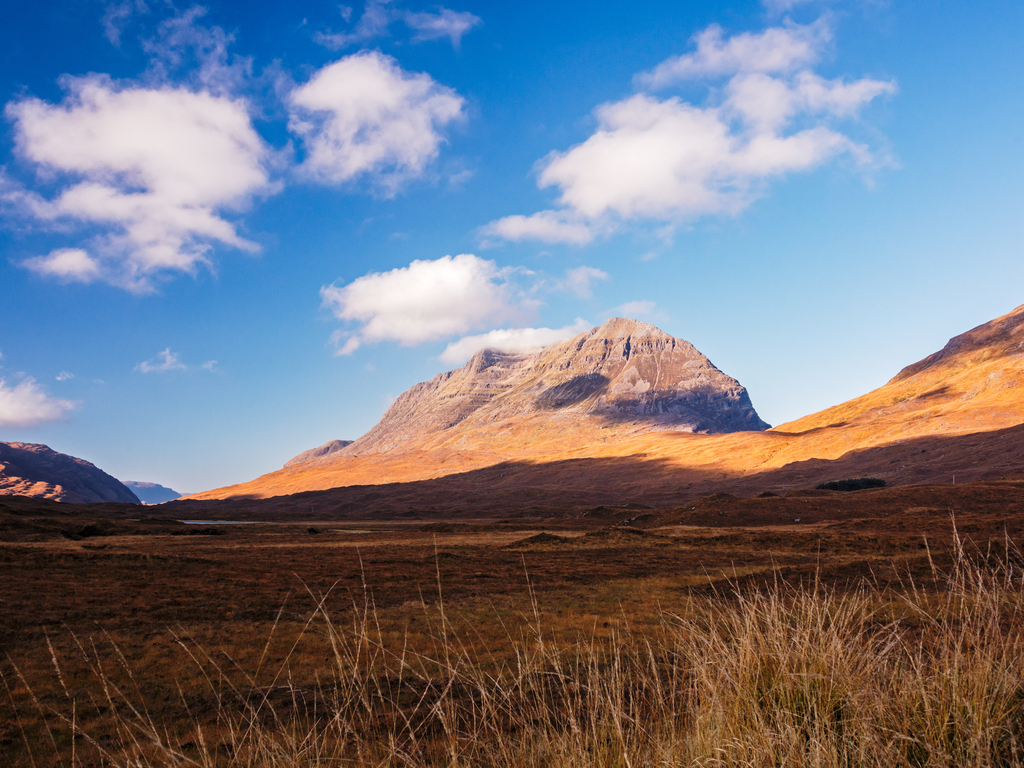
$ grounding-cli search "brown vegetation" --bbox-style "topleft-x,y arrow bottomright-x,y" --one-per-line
3,482 -> 1024,765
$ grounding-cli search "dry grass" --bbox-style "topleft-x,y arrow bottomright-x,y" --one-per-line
4,530 -> 1024,767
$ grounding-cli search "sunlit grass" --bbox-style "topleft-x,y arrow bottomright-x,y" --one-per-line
4,532 -> 1024,767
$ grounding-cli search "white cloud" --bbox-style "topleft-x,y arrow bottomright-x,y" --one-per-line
22,248 -> 102,284
726,70 -> 896,130
56,371 -> 74,381
315,0 -> 394,50
538,94 -> 854,220
142,8 -> 254,97
486,20 -> 895,244
6,76 -> 275,292
607,300 -> 657,318
405,8 -> 481,49
201,360 -> 218,371
315,2 -> 481,51
762,0 -> 822,14
637,21 -> 829,89
561,266 -> 609,298
0,377 -> 75,429
440,319 -> 591,365
481,211 -> 595,245
289,51 -> 465,195
102,0 -> 147,46
322,253 -> 523,353
137,348 -> 187,373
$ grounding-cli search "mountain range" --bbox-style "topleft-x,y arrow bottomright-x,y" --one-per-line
5,303 -> 1024,512
184,304 -> 1024,508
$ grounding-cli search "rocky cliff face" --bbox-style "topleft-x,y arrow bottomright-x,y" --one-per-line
345,317 -> 768,455
0,442 -> 140,504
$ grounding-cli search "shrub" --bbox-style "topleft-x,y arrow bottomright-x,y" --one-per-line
816,477 -> 887,492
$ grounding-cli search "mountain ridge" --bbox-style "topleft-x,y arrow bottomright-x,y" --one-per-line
0,442 -> 140,504
186,304 -> 1024,504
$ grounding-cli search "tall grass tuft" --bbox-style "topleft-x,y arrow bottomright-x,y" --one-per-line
5,532 -> 1024,767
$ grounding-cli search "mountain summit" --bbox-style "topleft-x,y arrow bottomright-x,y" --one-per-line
190,318 -> 768,500
346,317 -> 768,456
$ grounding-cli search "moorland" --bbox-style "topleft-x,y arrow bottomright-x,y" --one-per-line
3,479 -> 1024,766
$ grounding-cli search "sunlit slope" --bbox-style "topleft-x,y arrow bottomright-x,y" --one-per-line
188,318 -> 769,500
188,304 -> 1024,501
775,302 -> 1024,440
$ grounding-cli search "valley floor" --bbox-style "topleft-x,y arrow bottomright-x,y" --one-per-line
2,481 -> 1023,766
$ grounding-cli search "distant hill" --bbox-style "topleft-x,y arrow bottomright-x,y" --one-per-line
0,442 -> 140,504
123,481 -> 181,504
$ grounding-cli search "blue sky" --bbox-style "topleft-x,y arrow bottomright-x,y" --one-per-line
1,0 -> 1022,493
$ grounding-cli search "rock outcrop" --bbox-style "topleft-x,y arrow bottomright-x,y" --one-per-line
284,440 -> 354,468
0,442 -> 140,504
123,481 -> 181,504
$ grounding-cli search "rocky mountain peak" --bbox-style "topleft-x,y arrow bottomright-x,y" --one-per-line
339,318 -> 768,457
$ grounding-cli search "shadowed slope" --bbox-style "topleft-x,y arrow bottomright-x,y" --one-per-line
0,442 -> 140,504
166,424 -> 1024,518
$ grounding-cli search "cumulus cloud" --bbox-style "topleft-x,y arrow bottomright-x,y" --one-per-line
289,51 -> 465,195
637,21 -> 829,89
440,319 -> 591,365
0,377 -> 76,429
22,248 -> 103,284
481,210 -> 595,245
561,266 -> 609,298
485,19 -> 895,244
322,254 -> 524,354
315,2 -> 481,51
405,8 -> 481,49
6,75 -> 275,292
538,94 -> 858,220
56,371 -> 74,381
137,348 -> 187,373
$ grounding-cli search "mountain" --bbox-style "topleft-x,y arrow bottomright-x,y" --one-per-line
346,317 -> 768,455
284,440 -> 353,468
123,481 -> 181,504
189,318 -> 768,500
175,303 -> 1024,515
0,442 -> 140,504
